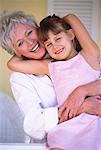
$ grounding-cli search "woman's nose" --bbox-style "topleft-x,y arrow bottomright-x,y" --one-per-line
26,38 -> 33,45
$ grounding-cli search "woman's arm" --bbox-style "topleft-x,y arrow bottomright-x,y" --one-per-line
63,14 -> 100,69
7,55 -> 50,75
77,96 -> 101,117
77,79 -> 101,96
10,72 -> 58,139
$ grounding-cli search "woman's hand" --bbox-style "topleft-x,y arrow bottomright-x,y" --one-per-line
58,96 -> 101,124
77,96 -> 101,116
58,86 -> 86,123
58,79 -> 101,123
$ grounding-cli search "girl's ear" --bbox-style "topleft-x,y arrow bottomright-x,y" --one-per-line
66,29 -> 75,40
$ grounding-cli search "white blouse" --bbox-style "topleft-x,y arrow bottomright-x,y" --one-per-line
10,72 -> 58,140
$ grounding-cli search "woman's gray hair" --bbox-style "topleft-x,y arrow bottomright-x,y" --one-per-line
0,11 -> 38,55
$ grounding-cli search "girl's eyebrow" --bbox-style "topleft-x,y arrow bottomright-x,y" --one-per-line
44,33 -> 61,43
54,33 -> 62,38
44,40 -> 50,44
57,32 -> 62,36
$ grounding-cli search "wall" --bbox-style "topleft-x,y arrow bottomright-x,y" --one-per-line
99,0 -> 101,47
0,0 -> 101,97
0,0 -> 47,96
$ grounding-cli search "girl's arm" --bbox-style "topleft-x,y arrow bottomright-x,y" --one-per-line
7,55 -> 50,75
63,14 -> 100,69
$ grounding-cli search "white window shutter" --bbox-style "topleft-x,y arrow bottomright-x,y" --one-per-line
47,0 -> 99,43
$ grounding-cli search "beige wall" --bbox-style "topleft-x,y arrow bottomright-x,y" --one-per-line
99,0 -> 101,47
0,0 -> 101,97
0,0 -> 47,96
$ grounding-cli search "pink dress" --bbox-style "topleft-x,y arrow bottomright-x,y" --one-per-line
48,53 -> 101,150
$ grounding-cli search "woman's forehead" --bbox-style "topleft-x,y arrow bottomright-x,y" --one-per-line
10,23 -> 37,42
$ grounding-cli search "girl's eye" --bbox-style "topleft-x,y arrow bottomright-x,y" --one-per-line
46,43 -> 52,47
56,37 -> 61,41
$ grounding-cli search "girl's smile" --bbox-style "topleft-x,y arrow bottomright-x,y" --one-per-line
44,30 -> 77,60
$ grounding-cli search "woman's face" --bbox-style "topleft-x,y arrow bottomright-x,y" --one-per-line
11,23 -> 46,59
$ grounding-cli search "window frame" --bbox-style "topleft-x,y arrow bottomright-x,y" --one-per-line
47,0 -> 100,43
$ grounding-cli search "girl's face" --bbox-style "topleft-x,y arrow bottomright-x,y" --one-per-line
44,30 -> 77,60
11,23 -> 46,59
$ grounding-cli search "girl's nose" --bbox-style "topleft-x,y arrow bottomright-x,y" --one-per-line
53,43 -> 58,49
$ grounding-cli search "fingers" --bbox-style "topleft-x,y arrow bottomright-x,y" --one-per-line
76,101 -> 86,115
59,108 -> 75,123
59,108 -> 69,123
68,109 -> 74,119
58,104 -> 66,119
66,108 -> 77,119
59,100 -> 80,122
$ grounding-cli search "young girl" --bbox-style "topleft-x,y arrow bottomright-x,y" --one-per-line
8,14 -> 101,150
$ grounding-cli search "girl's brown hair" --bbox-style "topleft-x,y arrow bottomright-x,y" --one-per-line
39,14 -> 81,52
39,14 -> 71,42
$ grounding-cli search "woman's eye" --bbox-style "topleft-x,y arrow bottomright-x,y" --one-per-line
27,30 -> 33,36
18,41 -> 23,47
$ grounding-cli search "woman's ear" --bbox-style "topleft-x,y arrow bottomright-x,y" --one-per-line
15,50 -> 22,57
67,29 -> 75,40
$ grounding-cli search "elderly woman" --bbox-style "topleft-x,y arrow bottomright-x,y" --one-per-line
0,11 -> 101,144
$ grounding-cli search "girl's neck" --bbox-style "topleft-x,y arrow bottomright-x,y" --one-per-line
66,49 -> 78,60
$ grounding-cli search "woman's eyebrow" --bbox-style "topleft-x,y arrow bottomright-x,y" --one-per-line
16,39 -> 22,45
